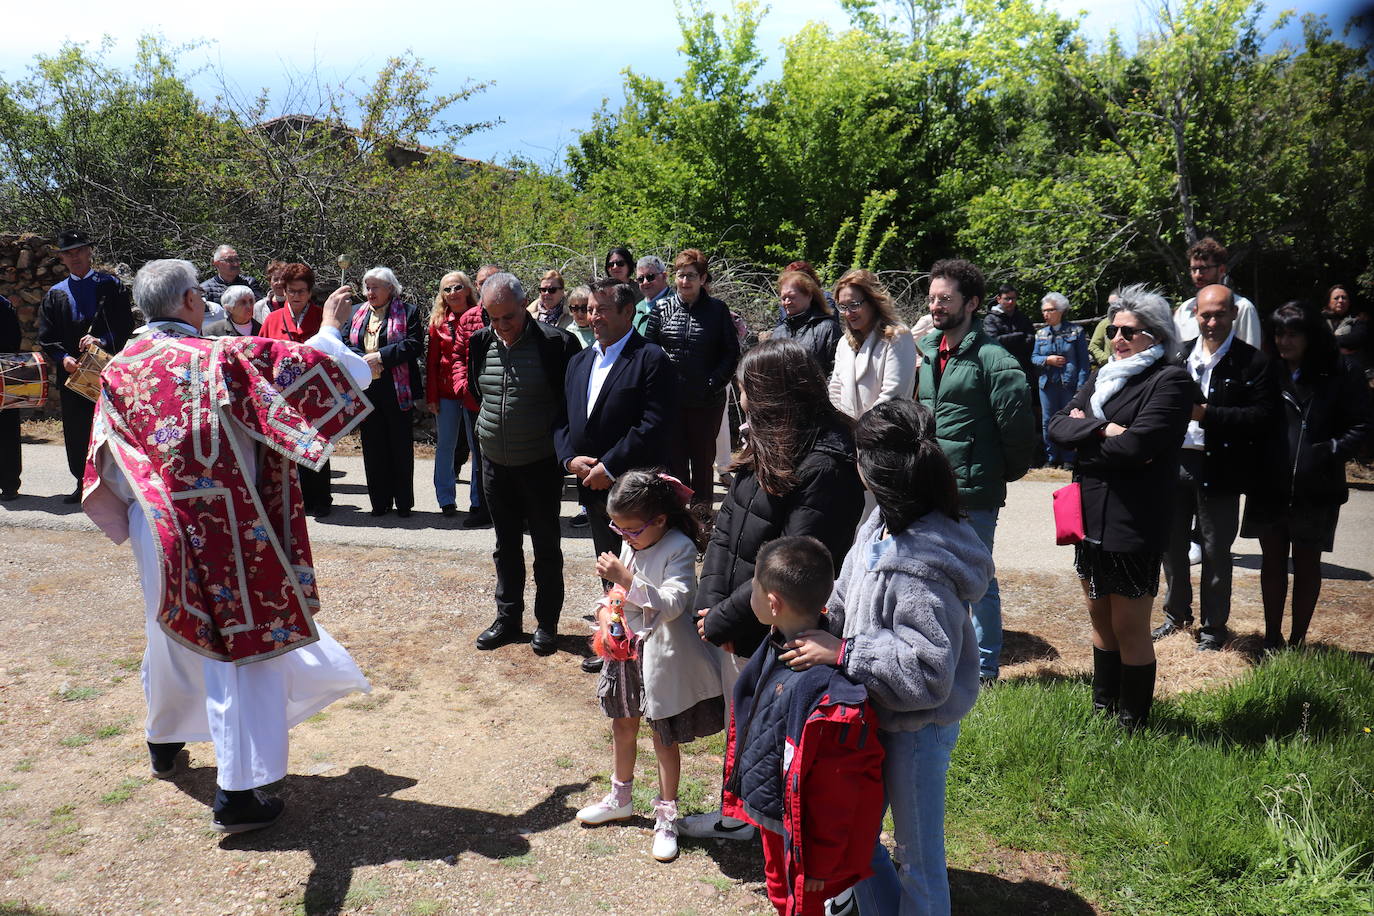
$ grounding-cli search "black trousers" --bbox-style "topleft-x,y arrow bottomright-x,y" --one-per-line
483,454 -> 564,631
58,384 -> 95,485
0,408 -> 20,494
668,402 -> 725,507
300,461 -> 332,510
1162,449 -> 1241,637
359,388 -> 415,513
582,487 -> 623,591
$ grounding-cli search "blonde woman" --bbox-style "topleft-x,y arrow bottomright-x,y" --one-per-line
427,271 -> 483,518
828,269 -> 917,420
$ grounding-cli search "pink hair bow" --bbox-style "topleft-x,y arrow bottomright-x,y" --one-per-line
657,472 -> 694,504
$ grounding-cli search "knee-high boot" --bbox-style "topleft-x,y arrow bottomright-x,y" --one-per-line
1091,647 -> 1122,715
1119,661 -> 1157,732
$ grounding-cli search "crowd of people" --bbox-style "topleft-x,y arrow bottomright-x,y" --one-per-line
0,229 -> 1370,916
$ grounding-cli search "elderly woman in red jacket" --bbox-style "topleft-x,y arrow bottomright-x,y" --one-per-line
427,270 -> 485,520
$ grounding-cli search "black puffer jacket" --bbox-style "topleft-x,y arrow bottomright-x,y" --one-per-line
699,421 -> 865,658
645,292 -> 740,408
771,305 -> 843,376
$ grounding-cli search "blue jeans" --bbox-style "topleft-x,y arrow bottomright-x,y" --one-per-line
433,399 -> 463,508
1039,385 -> 1076,465
965,508 -> 1001,679
853,722 -> 962,916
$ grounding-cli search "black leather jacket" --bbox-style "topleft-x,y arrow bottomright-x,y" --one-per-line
645,292 -> 740,408
772,305 -> 842,376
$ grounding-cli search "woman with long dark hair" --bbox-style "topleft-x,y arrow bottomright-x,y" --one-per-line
782,398 -> 991,916
1244,300 -> 1371,649
679,337 -> 864,842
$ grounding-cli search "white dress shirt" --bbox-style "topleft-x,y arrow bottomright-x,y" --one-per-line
586,328 -> 633,416
1182,329 -> 1234,449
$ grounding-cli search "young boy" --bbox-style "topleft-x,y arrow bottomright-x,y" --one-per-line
722,536 -> 885,916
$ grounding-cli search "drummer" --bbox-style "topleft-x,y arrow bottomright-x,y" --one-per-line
36,230 -> 136,504
0,293 -> 19,501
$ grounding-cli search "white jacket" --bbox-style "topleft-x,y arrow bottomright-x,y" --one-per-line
828,324 -> 918,419
620,528 -> 724,720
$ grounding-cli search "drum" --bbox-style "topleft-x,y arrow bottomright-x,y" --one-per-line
64,345 -> 111,403
0,352 -> 49,410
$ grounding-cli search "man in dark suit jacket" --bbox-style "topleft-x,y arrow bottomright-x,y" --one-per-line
37,230 -> 135,501
1155,284 -> 1277,651
557,279 -> 677,559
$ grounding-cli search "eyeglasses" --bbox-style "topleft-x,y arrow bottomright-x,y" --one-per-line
539,287 -> 562,294
676,272 -> 700,282
442,285 -> 466,294
569,305 -> 589,314
1105,325 -> 1155,342
607,260 -> 628,269
928,294 -> 959,307
608,519 -> 652,539
636,273 -> 660,284
836,300 -> 866,313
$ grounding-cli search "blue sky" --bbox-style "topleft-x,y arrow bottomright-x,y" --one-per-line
2,0 -> 1362,165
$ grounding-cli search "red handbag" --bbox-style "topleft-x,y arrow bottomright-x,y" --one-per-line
1052,482 -> 1085,546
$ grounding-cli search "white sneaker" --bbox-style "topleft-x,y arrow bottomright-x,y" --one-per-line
676,811 -> 757,840
825,887 -> 858,915
1189,542 -> 1202,565
575,792 -> 632,826
651,797 -> 679,862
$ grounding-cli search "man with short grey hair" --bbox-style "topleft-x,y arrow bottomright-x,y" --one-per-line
82,258 -> 373,834
468,273 -> 582,655
633,256 -> 672,333
201,244 -> 265,304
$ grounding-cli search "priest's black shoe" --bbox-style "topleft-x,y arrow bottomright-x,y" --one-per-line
531,627 -> 558,656
475,619 -> 520,650
212,788 -> 285,834
148,741 -> 185,779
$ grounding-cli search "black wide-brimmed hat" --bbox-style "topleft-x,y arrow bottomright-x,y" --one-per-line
56,230 -> 92,252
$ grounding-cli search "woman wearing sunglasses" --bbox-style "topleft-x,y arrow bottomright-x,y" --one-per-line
527,269 -> 576,332
427,270 -> 488,524
1047,284 -> 1193,730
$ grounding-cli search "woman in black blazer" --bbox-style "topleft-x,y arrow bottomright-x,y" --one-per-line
1048,284 -> 1193,729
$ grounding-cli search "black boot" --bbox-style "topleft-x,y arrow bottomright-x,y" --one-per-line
1091,647 -> 1122,716
212,787 -> 285,834
1118,661 -> 1157,732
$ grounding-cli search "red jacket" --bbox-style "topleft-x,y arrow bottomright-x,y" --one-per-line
426,305 -> 482,410
260,302 -> 323,343
723,639 -> 885,915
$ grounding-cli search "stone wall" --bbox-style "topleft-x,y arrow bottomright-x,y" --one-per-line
0,233 -> 62,352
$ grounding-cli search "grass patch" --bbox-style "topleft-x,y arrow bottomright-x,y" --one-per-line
554,755 -> 575,769
497,852 -> 535,869
409,901 -> 442,916
58,734 -> 92,748
342,879 -> 387,907
13,760 -> 33,773
111,655 -> 142,672
343,691 -> 394,712
586,839 -> 616,857
100,777 -> 145,805
55,686 -> 100,702
950,649 -> 1374,915
95,722 -> 126,739
698,875 -> 734,892
0,783 -> 16,793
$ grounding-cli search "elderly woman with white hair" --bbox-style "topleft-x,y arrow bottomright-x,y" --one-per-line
203,285 -> 261,337
347,266 -> 424,517
1047,285 -> 1193,730
1031,292 -> 1090,467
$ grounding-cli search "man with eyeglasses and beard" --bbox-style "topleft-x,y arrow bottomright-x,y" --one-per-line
914,258 -> 1035,686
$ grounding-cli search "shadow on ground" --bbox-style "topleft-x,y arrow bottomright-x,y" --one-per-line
169,764 -> 588,916
950,868 -> 1098,914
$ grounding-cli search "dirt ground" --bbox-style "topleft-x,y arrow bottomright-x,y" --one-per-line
1,524 -> 1371,916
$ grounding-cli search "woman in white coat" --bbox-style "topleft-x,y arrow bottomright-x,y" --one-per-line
829,269 -> 918,420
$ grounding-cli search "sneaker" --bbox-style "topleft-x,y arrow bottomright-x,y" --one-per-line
440,504 -> 458,518
575,792 -> 632,826
211,788 -> 285,834
677,811 -> 756,841
570,509 -> 589,529
651,797 -> 679,862
825,888 -> 858,916
1151,619 -> 1191,641
1189,542 -> 1202,566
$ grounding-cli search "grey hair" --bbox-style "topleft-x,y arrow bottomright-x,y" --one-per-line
482,272 -> 525,305
220,285 -> 256,311
212,244 -> 236,262
362,266 -> 403,297
134,259 -> 200,320
567,284 -> 591,306
1108,283 -> 1179,361
636,255 -> 666,275
1041,292 -> 1069,313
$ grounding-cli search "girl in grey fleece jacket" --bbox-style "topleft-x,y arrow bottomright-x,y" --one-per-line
781,399 -> 992,916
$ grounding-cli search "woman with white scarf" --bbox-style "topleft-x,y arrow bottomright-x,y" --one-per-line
1047,285 -> 1193,729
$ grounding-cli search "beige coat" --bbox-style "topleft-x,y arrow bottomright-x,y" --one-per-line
829,323 -> 918,419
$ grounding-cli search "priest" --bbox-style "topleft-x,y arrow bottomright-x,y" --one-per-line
82,259 -> 374,834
